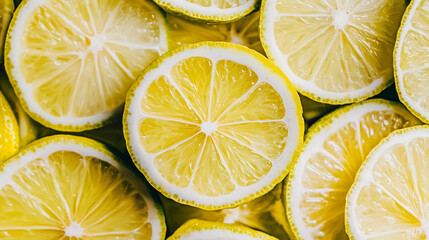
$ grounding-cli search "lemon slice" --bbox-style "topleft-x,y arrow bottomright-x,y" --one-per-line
167,12 -> 264,54
124,42 -> 304,210
153,0 -> 259,23
286,99 -> 421,239
161,184 -> 291,239
260,0 -> 407,104
0,89 -> 19,163
0,0 -> 13,62
346,125 -> 429,239
0,135 -> 165,239
395,0 -> 429,124
5,0 -> 168,132
168,220 -> 279,240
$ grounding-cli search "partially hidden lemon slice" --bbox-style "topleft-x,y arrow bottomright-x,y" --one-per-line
260,0 -> 407,104
167,220 -> 279,240
395,0 -> 429,124
0,0 -> 13,62
346,125 -> 429,239
5,0 -> 168,131
0,135 -> 165,239
167,12 -> 264,54
0,89 -> 19,163
124,42 -> 304,210
161,184 -> 291,240
286,99 -> 421,239
153,0 -> 259,23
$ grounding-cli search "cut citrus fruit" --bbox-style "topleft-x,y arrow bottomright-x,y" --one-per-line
153,0 -> 259,23
0,89 -> 19,163
167,12 -> 264,54
260,0 -> 407,104
0,0 -> 13,62
0,135 -> 166,239
167,220 -> 279,240
395,0 -> 429,124
161,183 -> 291,239
124,42 -> 304,210
5,0 -> 168,131
346,125 -> 429,239
286,99 -> 421,239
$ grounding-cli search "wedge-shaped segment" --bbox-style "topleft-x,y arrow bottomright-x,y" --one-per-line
0,135 -> 165,240
124,42 -> 303,210
346,126 -> 429,240
168,12 -> 264,53
286,99 -> 421,240
261,0 -> 407,104
154,0 -> 259,23
167,220 -> 279,240
5,0 -> 168,131
0,90 -> 19,163
395,0 -> 429,123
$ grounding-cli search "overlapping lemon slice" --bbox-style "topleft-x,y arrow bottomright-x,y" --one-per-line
260,0 -> 407,104
286,99 -> 421,239
0,89 -> 19,163
167,220 -> 278,240
346,125 -> 429,239
124,42 -> 304,210
0,0 -> 13,61
153,0 -> 259,23
5,0 -> 168,131
0,135 -> 165,239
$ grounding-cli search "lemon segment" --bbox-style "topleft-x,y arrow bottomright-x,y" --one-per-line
153,0 -> 259,23
5,0 -> 168,131
260,0 -> 407,104
0,135 -> 165,240
395,0 -> 429,123
124,42 -> 304,210
346,126 -> 429,239
286,99 -> 421,240
168,12 -> 264,54
167,220 -> 279,240
0,0 -> 13,62
0,90 -> 19,163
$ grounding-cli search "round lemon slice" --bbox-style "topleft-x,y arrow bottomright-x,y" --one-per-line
395,0 -> 429,123
5,0 -> 168,131
0,0 -> 13,62
167,12 -> 264,54
0,135 -> 165,239
124,42 -> 304,210
346,125 -> 429,239
153,0 -> 259,23
167,220 -> 279,240
0,89 -> 19,163
260,0 -> 407,104
286,99 -> 421,239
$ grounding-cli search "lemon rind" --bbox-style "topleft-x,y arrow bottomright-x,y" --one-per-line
4,0 -> 169,132
345,125 -> 429,240
285,99 -> 420,240
0,89 -> 19,161
123,41 -> 304,210
0,134 -> 167,240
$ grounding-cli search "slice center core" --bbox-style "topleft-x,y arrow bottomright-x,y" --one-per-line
64,221 -> 84,238
201,121 -> 218,135
333,10 -> 350,30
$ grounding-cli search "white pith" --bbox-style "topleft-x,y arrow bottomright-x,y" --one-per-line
288,102 -> 411,240
0,138 -> 164,240
346,127 -> 429,239
126,45 -> 302,207
395,0 -> 429,121
7,0 -> 168,127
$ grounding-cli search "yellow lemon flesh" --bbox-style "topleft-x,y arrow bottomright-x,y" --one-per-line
0,90 -> 19,163
0,0 -> 13,61
286,99 -> 421,239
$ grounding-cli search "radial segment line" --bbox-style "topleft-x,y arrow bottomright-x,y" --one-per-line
406,145 -> 425,219
31,58 -> 81,88
403,65 -> 429,74
349,23 -> 392,44
83,200 -> 129,229
153,132 -> 202,157
310,32 -> 338,81
213,82 -> 260,123
106,40 -> 160,51
139,113 -> 200,126
94,52 -> 107,110
102,4 -> 121,34
165,75 -> 204,122
286,25 -> 331,57
85,231 -> 138,236
319,149 -> 355,180
217,131 -> 273,163
104,47 -> 134,79
372,181 -> 422,220
278,13 -> 331,17
186,136 -> 208,190
48,7 -> 89,37
208,60 -> 217,122
342,30 -> 377,77
68,58 -> 85,117
211,139 -> 239,188
218,119 -> 284,126
365,227 -> 421,238
85,1 -> 97,34
46,157 -> 72,221
0,226 -> 62,230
